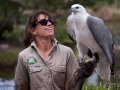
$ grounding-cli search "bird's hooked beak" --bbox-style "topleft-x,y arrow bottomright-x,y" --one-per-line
70,7 -> 75,12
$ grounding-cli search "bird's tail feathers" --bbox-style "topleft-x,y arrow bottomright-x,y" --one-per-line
95,53 -> 111,81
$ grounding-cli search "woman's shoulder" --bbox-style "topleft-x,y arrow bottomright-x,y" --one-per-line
19,46 -> 32,56
58,44 -> 73,52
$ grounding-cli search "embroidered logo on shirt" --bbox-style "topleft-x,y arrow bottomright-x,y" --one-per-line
28,57 -> 37,65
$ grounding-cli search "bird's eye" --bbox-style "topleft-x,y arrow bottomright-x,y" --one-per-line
76,7 -> 79,9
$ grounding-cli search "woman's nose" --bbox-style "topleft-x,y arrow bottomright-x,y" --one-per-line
47,21 -> 52,26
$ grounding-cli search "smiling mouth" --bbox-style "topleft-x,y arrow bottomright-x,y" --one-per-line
48,28 -> 52,30
45,27 -> 53,31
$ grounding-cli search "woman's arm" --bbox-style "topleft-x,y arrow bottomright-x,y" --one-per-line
65,79 -> 71,90
67,53 -> 99,90
14,54 -> 30,90
18,83 -> 29,90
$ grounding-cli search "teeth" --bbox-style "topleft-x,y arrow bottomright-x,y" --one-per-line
45,28 -> 52,30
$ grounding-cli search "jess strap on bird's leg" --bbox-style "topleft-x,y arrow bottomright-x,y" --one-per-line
68,52 -> 99,90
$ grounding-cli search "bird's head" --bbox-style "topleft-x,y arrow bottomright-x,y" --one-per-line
71,4 -> 86,14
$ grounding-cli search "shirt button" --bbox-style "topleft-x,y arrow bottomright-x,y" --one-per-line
48,76 -> 50,78
46,61 -> 49,64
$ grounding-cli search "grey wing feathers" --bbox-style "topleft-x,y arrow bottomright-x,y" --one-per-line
87,15 -> 115,65
66,15 -> 76,41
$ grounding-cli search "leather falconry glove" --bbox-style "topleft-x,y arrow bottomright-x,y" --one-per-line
68,52 -> 99,90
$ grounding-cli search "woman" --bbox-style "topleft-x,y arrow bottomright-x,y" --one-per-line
14,10 -> 78,90
14,10 -> 97,90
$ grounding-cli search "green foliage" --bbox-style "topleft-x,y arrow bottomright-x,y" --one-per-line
0,0 -> 120,44
0,0 -> 22,40
2,26 -> 24,42
0,51 -> 18,62
0,0 -> 21,20
82,83 -> 120,90
0,47 -> 22,62
19,0 -> 113,11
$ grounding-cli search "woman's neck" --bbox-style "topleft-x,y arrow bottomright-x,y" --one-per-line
35,37 -> 53,53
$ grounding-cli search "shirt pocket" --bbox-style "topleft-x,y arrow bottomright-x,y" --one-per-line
52,66 -> 66,89
29,64 -> 42,74
52,66 -> 66,73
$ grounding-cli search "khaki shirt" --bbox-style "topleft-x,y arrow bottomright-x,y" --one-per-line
14,39 -> 78,90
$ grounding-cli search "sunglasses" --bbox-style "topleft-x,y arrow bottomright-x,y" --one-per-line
37,18 -> 54,26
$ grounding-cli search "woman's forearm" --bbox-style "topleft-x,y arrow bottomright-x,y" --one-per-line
18,83 -> 29,90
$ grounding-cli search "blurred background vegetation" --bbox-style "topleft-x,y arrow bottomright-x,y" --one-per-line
0,0 -> 120,46
0,0 -> 120,88
1,0 -> 120,64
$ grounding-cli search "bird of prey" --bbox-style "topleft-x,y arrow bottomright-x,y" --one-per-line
66,4 -> 115,81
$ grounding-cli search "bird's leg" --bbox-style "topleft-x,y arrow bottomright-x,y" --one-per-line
80,58 -> 84,63
78,54 -> 84,63
86,52 -> 99,63
76,42 -> 87,63
93,52 -> 99,63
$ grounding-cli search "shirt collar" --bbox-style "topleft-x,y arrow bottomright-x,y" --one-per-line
31,41 -> 37,48
31,38 -> 58,50
51,37 -> 58,47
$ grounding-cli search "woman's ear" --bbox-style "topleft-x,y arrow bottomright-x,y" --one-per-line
30,28 -> 37,35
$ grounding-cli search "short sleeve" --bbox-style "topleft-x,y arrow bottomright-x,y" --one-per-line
14,54 -> 29,85
66,48 -> 78,81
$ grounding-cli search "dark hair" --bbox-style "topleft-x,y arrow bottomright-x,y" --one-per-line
23,10 -> 52,48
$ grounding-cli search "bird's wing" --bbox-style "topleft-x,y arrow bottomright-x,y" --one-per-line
66,15 -> 76,42
86,15 -> 115,65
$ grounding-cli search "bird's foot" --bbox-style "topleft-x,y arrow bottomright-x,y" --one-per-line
93,52 -> 99,63
79,58 -> 84,63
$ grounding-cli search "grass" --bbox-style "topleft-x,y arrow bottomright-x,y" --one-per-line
82,82 -> 120,90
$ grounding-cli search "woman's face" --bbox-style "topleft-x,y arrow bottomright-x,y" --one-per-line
32,14 -> 54,39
